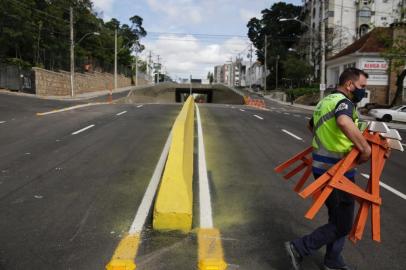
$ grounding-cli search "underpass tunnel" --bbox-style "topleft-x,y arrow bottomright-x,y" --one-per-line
175,88 -> 213,103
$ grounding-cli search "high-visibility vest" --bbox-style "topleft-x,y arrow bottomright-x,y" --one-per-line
311,93 -> 359,177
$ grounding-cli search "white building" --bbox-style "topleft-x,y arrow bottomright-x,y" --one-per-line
326,26 -> 406,105
302,0 -> 404,77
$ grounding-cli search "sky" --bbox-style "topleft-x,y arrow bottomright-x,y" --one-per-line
92,0 -> 301,80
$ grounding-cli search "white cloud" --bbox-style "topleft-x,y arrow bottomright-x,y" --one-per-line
146,0 -> 202,24
239,8 -> 259,22
144,34 -> 249,78
92,0 -> 115,12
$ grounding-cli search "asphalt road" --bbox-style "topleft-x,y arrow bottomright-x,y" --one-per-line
0,94 -> 181,269
199,101 -> 406,270
0,92 -> 405,270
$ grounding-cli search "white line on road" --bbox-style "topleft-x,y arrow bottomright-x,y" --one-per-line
239,109 -> 245,112
253,115 -> 263,120
361,173 -> 406,200
116,111 -> 127,116
196,105 -> 214,228
0,121 -> 5,124
137,105 -> 143,108
282,129 -> 303,141
129,131 -> 172,234
293,114 -> 300,117
71,124 -> 95,135
305,116 -> 311,120
402,143 -> 406,147
284,112 -> 290,115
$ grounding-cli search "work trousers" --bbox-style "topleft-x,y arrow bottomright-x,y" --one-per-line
292,173 -> 355,268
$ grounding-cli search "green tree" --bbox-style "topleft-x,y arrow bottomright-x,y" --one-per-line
246,2 -> 303,89
381,25 -> 406,106
282,56 -> 312,86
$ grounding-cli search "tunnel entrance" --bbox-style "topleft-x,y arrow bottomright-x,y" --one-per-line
175,88 -> 213,103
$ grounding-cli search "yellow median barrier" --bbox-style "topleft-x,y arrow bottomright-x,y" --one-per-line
153,96 -> 195,232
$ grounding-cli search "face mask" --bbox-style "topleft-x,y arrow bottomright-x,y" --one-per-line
352,87 -> 366,103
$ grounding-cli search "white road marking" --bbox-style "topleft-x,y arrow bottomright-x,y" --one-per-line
0,121 -> 5,124
137,105 -> 143,108
402,143 -> 406,147
253,115 -> 263,120
361,173 -> 406,200
305,116 -> 311,120
282,129 -> 303,141
196,104 -> 214,228
293,114 -> 300,117
116,110 -> 127,116
239,109 -> 245,112
129,131 -> 172,234
284,112 -> 290,115
71,124 -> 95,135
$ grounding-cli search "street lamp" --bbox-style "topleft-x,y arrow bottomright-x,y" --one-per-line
70,31 -> 100,97
279,15 -> 326,101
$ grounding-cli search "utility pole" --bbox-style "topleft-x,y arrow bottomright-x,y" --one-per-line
156,55 -> 160,84
135,54 -> 138,87
148,51 -> 152,82
70,7 -> 74,97
114,29 -> 118,91
249,43 -> 253,91
320,0 -> 326,100
189,74 -> 192,97
276,54 -> 280,90
264,35 -> 267,92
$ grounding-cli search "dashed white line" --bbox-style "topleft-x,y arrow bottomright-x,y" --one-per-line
72,124 -> 95,135
361,173 -> 406,200
293,114 -> 300,117
402,143 -> 406,147
137,105 -> 143,108
284,112 -> 290,115
129,131 -> 172,234
305,116 -> 311,120
282,129 -> 303,141
0,121 -> 5,124
116,111 -> 127,116
253,115 -> 264,120
196,105 -> 214,228
239,109 -> 245,112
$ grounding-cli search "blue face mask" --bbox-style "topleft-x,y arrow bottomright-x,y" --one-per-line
352,87 -> 366,103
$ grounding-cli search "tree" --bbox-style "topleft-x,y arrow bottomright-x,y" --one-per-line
380,25 -> 406,106
282,55 -> 312,87
0,0 -> 147,76
246,2 -> 303,89
207,71 -> 214,84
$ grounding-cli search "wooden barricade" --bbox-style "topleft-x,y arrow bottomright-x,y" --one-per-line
274,127 -> 397,243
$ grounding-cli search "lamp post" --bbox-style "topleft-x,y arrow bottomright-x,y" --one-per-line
279,15 -> 326,101
70,30 -> 100,97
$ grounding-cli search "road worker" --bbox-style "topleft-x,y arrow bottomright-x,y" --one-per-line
285,68 -> 372,270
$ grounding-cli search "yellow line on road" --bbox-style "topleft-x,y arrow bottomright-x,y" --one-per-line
106,234 -> 140,270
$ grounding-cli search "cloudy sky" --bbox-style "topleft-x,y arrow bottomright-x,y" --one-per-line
92,0 -> 301,79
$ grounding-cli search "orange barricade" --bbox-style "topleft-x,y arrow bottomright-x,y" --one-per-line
244,96 -> 266,110
274,125 -> 402,243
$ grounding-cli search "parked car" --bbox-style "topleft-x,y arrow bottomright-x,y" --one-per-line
368,105 -> 406,122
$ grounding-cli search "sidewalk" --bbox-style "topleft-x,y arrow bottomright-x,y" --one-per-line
264,95 -> 316,111
0,83 -> 153,101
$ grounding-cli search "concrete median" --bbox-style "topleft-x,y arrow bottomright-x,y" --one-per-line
153,96 -> 195,231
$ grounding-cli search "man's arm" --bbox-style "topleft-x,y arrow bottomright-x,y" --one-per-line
336,115 -> 371,163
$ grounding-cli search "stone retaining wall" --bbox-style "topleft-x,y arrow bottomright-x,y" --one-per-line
33,67 -> 138,96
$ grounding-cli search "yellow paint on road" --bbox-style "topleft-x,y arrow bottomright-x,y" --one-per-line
198,228 -> 227,270
153,96 -> 195,232
105,234 -> 140,270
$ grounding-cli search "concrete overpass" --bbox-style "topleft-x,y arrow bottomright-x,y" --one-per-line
123,83 -> 244,104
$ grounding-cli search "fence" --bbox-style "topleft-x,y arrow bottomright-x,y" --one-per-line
0,64 -> 35,93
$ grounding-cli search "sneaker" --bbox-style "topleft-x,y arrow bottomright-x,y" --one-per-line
284,241 -> 302,270
324,265 -> 353,270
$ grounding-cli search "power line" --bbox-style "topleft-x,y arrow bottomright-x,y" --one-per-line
7,0 -> 70,24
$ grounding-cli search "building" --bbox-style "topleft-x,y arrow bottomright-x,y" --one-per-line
214,65 -> 224,83
300,0 -> 405,78
326,25 -> 406,106
247,61 -> 265,89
